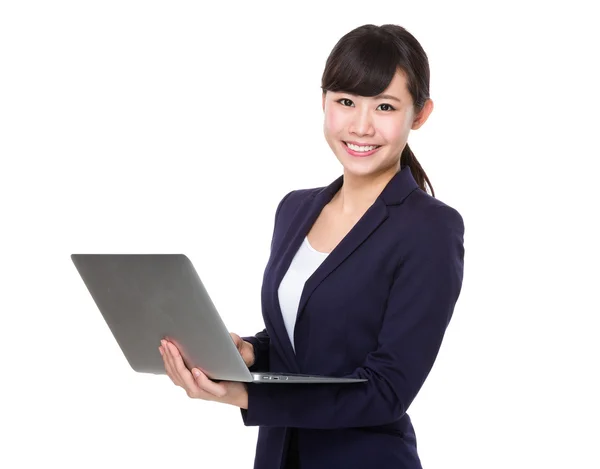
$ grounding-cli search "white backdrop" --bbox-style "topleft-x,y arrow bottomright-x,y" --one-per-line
1,1 -> 599,468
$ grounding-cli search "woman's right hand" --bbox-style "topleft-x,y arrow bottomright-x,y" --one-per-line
230,332 -> 255,368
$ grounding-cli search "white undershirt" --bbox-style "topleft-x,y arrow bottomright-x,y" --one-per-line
277,236 -> 329,352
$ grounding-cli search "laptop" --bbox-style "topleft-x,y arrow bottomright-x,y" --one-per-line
71,254 -> 366,384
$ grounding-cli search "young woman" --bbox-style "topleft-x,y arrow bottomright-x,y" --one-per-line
159,24 -> 465,469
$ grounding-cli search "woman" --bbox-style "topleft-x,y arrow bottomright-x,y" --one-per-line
159,24 -> 465,469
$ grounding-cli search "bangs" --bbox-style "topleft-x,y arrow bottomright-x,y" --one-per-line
321,30 -> 401,97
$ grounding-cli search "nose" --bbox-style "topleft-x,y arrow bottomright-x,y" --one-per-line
348,107 -> 375,137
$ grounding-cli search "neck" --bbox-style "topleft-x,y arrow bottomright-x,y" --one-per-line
334,163 -> 400,216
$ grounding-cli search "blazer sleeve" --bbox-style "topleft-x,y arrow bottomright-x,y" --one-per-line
241,190 -> 294,372
240,205 -> 465,429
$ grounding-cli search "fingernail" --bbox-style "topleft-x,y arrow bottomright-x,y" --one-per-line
192,369 -> 200,377
158,346 -> 163,356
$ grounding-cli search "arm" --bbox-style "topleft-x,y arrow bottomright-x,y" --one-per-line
241,206 -> 465,429
241,190 -> 295,372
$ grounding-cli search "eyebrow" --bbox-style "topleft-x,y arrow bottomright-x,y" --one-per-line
374,93 -> 402,103
343,92 -> 402,103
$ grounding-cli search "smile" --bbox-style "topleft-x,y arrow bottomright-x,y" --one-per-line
343,141 -> 382,157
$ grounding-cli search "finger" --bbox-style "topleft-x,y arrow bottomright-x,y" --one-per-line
230,333 -> 241,350
162,341 -> 184,387
167,342 -> 198,390
160,345 -> 180,386
239,341 -> 254,367
191,368 -> 227,398
165,342 -> 208,397
164,342 -> 184,386
165,340 -> 206,397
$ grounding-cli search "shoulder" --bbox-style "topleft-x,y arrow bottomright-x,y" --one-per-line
397,188 -> 464,236
274,187 -> 323,219
279,187 -> 322,207
381,189 -> 465,264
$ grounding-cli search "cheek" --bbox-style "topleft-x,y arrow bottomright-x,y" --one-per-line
324,108 -> 343,137
377,118 -> 410,145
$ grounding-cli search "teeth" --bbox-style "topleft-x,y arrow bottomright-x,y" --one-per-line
347,143 -> 379,152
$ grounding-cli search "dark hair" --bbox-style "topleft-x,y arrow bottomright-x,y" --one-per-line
321,24 -> 435,197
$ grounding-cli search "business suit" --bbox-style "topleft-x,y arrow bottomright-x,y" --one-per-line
241,165 -> 465,469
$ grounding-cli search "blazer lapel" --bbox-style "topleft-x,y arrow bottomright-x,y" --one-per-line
295,166 -> 420,325
296,198 -> 388,323
267,177 -> 343,369
268,166 -> 419,370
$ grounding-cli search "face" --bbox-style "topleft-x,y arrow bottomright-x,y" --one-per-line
322,69 -> 433,179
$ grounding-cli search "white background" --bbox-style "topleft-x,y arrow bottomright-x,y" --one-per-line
1,1 -> 599,468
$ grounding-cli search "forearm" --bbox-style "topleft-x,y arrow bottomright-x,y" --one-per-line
241,369 -> 399,429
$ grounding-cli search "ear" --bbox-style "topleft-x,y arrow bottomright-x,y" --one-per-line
411,99 -> 434,130
322,91 -> 326,112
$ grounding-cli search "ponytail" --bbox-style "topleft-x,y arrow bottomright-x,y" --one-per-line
400,143 -> 435,197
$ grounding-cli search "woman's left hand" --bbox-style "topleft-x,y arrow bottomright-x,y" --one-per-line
159,339 -> 248,409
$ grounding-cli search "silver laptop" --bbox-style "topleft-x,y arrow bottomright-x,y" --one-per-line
71,254 -> 366,384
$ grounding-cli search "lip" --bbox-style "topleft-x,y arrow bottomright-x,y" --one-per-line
345,140 -> 380,147
342,141 -> 382,158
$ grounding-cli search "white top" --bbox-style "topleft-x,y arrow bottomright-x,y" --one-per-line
277,236 -> 329,352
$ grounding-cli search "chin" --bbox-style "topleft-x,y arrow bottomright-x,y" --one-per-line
339,162 -> 378,178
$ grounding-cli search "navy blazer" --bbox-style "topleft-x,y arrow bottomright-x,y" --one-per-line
241,166 -> 465,469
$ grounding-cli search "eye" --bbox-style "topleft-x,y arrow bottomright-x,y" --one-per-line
337,98 -> 355,107
377,103 -> 395,111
